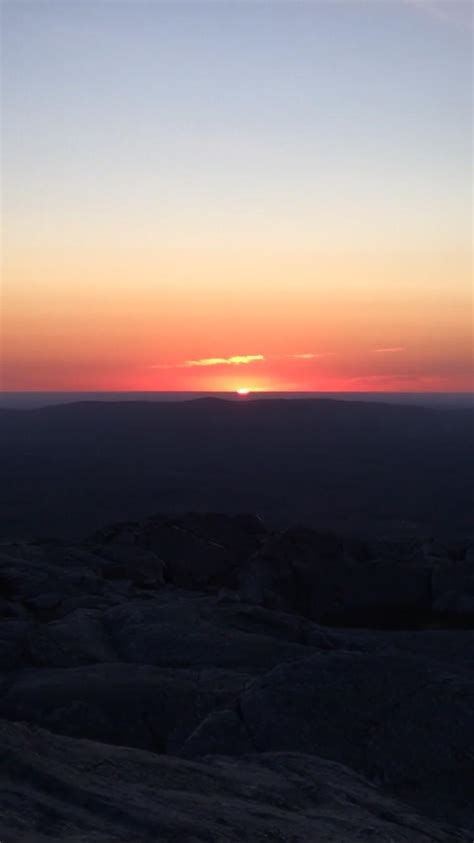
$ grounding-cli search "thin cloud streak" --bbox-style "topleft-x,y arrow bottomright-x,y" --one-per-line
151,352 -> 336,370
372,347 -> 406,354
184,355 -> 265,368
288,353 -> 336,360
151,355 -> 265,369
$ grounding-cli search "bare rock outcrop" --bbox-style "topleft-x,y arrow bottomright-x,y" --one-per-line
0,719 -> 465,843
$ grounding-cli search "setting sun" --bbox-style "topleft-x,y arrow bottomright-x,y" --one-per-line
236,388 -> 251,395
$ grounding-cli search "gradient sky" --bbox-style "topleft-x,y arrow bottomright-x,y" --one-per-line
2,0 -> 472,392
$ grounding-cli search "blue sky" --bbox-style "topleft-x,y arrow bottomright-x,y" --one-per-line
4,0 -> 471,240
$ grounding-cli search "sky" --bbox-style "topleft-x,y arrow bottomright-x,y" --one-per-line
1,0 -> 472,392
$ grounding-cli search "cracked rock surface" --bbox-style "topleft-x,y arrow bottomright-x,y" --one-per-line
1,514 -> 473,841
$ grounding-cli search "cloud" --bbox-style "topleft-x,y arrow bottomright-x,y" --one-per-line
151,355 -> 265,369
371,347 -> 406,354
290,353 -> 318,360
184,355 -> 265,368
150,352 -> 336,370
285,354 -> 327,360
278,351 -> 336,360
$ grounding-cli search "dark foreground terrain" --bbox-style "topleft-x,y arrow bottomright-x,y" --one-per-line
1,512 -> 473,841
1,397 -> 473,540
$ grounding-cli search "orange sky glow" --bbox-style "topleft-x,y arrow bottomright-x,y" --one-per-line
2,245 -> 472,392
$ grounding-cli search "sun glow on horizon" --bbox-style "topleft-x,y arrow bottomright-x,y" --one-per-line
236,387 -> 251,395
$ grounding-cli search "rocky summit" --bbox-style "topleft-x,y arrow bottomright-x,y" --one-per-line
1,512 -> 473,842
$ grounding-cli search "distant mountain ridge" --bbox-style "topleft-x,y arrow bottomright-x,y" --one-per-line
1,390 -> 473,410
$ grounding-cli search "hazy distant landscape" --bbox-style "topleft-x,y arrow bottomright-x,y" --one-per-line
1,396 -> 472,542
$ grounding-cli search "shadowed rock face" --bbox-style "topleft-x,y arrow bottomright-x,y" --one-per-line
0,512 -> 473,841
90,511 -> 266,591
0,662 -> 253,754
238,526 -> 474,627
237,652 -> 474,829
2,514 -> 473,627
0,720 -> 465,843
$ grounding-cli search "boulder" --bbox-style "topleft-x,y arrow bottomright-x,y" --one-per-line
91,512 -> 266,591
432,560 -> 474,620
0,546 -> 103,619
0,663 -> 245,754
27,609 -> 117,668
104,596 -> 312,673
179,708 -> 256,758
88,544 -> 166,588
0,620 -> 32,669
240,528 -> 432,626
200,599 -> 350,649
236,651 -> 474,830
